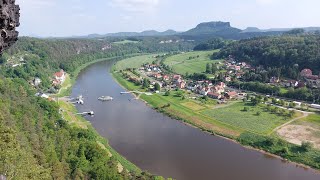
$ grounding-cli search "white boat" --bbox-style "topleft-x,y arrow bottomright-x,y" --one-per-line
98,96 -> 113,101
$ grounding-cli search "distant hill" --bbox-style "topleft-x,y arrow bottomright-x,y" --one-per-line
83,29 -> 178,38
50,21 -> 320,40
178,21 -> 284,40
242,27 -> 320,33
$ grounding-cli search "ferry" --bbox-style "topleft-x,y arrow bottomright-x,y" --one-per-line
98,96 -> 113,101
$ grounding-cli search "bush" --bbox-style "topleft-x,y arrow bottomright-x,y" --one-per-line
301,141 -> 313,152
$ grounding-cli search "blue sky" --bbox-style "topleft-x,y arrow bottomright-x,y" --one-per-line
16,0 -> 320,37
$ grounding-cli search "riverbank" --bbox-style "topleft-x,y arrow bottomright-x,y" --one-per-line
111,63 -> 320,171
54,54 -> 149,174
57,53 -> 146,97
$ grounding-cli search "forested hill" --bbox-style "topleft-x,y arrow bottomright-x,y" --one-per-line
0,37 -> 193,90
0,37 -> 189,179
0,78 -> 156,179
215,35 -> 320,73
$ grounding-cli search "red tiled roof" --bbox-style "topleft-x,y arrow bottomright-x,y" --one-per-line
227,91 -> 237,96
54,70 -> 65,78
306,75 -> 319,80
208,92 -> 220,97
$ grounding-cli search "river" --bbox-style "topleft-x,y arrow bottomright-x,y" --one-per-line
72,60 -> 320,180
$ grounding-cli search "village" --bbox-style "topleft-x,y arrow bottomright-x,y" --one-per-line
121,54 -> 320,110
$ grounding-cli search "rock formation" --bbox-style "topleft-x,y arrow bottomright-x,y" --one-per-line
0,0 -> 20,54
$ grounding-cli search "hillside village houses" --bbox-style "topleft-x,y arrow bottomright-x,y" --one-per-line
135,62 -> 242,101
300,68 -> 320,88
52,69 -> 66,86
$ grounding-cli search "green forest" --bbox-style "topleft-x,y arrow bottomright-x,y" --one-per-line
216,34 -> 320,74
0,37 -> 190,179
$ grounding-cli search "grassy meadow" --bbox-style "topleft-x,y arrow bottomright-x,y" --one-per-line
113,40 -> 140,44
201,102 -> 291,134
164,50 -> 222,75
114,54 -> 158,70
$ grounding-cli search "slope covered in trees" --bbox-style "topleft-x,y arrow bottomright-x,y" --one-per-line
215,35 -> 320,74
0,37 -> 193,91
0,78 -> 161,179
0,37 -> 187,179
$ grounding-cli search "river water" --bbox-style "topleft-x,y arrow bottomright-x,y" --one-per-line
72,60 -> 320,180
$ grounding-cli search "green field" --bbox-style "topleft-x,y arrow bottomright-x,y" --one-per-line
113,40 -> 140,44
164,50 -> 222,75
300,113 -> 320,125
114,54 -> 157,70
201,102 -> 289,134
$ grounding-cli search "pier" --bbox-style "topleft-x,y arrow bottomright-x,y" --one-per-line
76,111 -> 94,116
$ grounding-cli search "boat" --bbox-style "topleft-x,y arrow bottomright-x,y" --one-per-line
98,96 -> 113,101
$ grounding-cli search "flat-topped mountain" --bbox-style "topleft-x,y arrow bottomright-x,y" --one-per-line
182,21 -> 241,36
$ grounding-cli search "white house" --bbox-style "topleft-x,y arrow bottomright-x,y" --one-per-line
34,77 -> 42,86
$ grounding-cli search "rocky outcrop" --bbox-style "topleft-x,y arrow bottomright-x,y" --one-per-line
0,0 -> 20,54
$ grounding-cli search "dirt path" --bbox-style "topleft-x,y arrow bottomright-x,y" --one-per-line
272,112 -> 310,134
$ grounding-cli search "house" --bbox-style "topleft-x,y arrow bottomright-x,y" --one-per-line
217,82 -> 226,88
225,76 -> 232,82
225,91 -> 238,99
240,62 -> 247,67
34,77 -> 42,86
297,81 -> 306,88
212,85 -> 225,94
35,92 -> 49,99
300,69 -> 313,77
173,74 -> 182,81
305,75 -> 320,88
229,65 -> 241,71
236,72 -> 244,79
154,74 -> 163,79
285,80 -> 299,87
207,92 -> 222,99
200,87 -> 210,96
176,81 -> 186,89
270,77 -> 280,83
52,79 -> 60,86
163,75 -> 170,81
54,69 -> 66,83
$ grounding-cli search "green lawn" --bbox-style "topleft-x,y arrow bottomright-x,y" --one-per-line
201,102 -> 290,134
300,113 -> 320,126
164,50 -> 222,75
112,40 -> 139,44
114,54 -> 158,70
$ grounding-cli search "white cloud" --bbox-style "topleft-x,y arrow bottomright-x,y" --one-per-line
110,0 -> 160,12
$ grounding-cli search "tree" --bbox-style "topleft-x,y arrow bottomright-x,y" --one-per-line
211,63 -> 218,74
256,111 -> 261,116
289,110 -> 295,118
206,63 -> 211,73
164,90 -> 171,96
155,83 -> 161,91
301,141 -> 313,152
142,78 -> 150,88
243,107 -> 249,112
